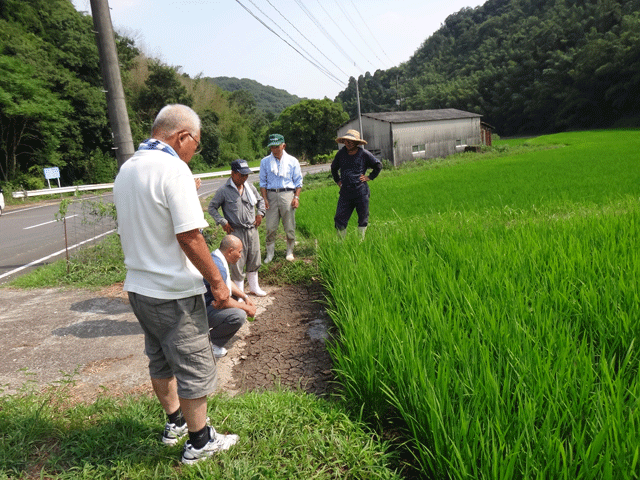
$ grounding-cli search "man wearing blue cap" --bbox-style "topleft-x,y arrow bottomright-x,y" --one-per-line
259,134 -> 303,262
208,159 -> 267,296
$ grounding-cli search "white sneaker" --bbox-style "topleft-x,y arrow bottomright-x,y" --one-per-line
181,426 -> 239,464
161,421 -> 188,445
211,343 -> 227,358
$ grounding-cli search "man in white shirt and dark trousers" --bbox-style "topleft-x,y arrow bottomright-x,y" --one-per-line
259,134 -> 303,262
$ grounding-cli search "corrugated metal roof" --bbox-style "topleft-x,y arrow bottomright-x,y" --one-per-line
362,108 -> 481,124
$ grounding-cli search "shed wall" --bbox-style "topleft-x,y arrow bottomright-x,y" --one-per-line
337,115 -> 481,166
392,118 -> 481,165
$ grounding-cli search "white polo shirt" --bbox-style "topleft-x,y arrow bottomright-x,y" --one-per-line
114,148 -> 208,299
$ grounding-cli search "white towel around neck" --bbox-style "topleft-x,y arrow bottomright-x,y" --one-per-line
232,180 -> 257,206
212,249 -> 233,296
270,151 -> 292,177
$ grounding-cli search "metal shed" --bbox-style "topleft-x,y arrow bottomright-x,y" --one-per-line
337,108 -> 483,166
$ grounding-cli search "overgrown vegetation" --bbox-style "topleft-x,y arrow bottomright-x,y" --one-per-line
337,0 -> 640,136
208,76 -> 303,115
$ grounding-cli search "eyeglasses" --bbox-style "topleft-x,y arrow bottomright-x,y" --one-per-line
187,133 -> 202,155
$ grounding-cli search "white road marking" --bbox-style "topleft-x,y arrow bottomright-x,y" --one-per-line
0,229 -> 116,280
23,215 -> 78,230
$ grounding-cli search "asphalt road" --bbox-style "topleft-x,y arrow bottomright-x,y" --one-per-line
0,163 -> 330,284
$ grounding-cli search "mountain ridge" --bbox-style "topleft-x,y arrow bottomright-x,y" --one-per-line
206,76 -> 305,115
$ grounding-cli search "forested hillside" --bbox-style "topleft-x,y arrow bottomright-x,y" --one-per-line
3,0 -> 637,189
336,0 -> 640,136
0,0 -> 271,189
209,77 -> 303,116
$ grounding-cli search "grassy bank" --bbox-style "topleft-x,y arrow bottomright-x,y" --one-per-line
0,385 -> 401,479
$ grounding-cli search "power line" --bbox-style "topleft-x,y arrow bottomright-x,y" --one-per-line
264,0 -> 350,79
349,0 -> 393,65
234,0 -> 345,87
314,0 -> 376,69
245,0 -> 343,84
293,0 -> 364,74
331,0 -> 388,68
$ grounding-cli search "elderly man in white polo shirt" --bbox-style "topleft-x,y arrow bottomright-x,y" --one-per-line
113,104 -> 239,464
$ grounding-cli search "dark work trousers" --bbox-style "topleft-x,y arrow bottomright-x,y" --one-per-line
206,305 -> 246,348
334,185 -> 370,230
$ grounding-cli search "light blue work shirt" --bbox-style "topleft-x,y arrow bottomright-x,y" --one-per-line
259,151 -> 303,190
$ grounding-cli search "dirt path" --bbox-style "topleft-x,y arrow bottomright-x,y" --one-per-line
0,282 -> 333,403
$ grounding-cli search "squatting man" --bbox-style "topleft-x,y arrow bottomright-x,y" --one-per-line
203,235 -> 258,358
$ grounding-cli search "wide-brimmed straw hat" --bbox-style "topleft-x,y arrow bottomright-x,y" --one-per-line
336,129 -> 367,145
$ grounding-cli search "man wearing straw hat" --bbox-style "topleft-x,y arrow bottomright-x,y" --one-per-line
259,133 -> 303,262
331,129 -> 382,239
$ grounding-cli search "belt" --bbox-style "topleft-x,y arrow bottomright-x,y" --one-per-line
267,188 -> 294,192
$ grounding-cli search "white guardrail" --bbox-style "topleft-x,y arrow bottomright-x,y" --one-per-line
11,168 -> 260,199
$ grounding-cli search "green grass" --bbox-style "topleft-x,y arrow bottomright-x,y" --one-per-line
7,234 -> 126,290
0,385 -> 402,479
5,209 -> 318,290
296,129 -> 640,479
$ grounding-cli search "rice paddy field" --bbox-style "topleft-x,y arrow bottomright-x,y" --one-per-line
297,130 -> 640,479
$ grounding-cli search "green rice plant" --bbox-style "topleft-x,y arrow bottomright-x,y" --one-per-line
298,129 -> 640,236
318,200 -> 640,478
303,130 -> 640,479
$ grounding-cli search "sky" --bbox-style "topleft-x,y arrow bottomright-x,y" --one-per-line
70,0 -> 485,100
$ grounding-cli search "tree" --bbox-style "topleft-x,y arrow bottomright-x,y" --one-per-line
270,99 -> 349,160
0,55 -> 70,183
133,61 -> 193,133
199,109 -> 221,167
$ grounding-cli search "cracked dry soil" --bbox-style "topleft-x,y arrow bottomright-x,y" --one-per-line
230,282 -> 334,397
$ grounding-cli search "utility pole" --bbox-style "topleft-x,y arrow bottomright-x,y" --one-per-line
356,77 -> 363,136
89,0 -> 134,169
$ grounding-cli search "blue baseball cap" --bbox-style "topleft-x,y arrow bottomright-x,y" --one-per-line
231,159 -> 252,175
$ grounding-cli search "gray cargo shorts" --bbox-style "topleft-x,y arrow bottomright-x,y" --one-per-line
128,292 -> 216,399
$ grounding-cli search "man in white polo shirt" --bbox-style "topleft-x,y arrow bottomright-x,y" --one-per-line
113,104 -> 239,464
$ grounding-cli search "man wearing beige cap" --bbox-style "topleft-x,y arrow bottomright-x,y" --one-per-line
331,129 -> 382,239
